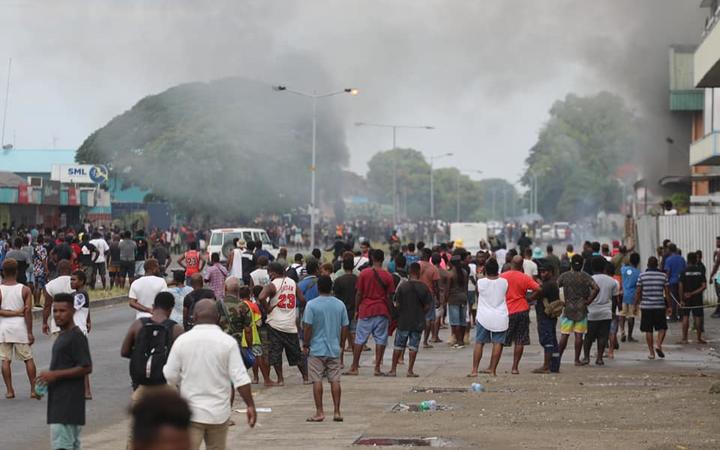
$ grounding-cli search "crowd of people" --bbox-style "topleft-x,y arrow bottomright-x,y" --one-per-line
1,218 -> 719,449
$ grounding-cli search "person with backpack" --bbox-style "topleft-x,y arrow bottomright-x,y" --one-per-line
121,291 -> 184,450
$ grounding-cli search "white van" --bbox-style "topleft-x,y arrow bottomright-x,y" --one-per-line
207,228 -> 277,262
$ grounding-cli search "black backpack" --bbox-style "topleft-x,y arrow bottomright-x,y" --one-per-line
129,318 -> 176,386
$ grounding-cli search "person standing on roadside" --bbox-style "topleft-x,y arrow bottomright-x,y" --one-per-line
635,256 -> 672,360
499,255 -> 540,374
709,236 -> 720,318
446,255 -> 469,349
344,249 -> 395,377
204,253 -> 228,301
119,231 -> 138,288
0,258 -> 38,399
663,243 -> 685,321
557,254 -> 599,366
177,242 -> 204,286
129,260 -> 168,320
164,299 -> 256,449
32,235 -> 49,307
302,275 -> 349,423
37,293 -> 92,450
89,231 -> 109,290
679,252 -> 707,344
257,262 -> 307,385
531,263 -> 561,374
469,258 -> 508,377
333,255 -> 358,366
418,248 -> 440,348
619,252 -> 641,343
43,260 -> 73,337
388,263 -> 432,378
134,230 -> 149,280
585,257 -> 619,366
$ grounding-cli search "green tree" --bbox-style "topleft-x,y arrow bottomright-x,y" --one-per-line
76,77 -> 349,223
523,92 -> 636,221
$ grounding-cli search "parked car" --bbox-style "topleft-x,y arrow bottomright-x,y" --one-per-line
206,228 -> 277,262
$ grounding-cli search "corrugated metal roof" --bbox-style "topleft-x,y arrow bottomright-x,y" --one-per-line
670,90 -> 704,111
0,148 -> 75,173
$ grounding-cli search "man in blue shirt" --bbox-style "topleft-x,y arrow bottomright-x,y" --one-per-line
663,243 -> 686,321
620,252 -> 641,342
302,275 -> 349,423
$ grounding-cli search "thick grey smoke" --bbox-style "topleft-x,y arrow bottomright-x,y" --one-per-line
0,0 -> 707,189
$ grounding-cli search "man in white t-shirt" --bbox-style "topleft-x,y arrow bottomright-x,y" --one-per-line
43,260 -> 74,336
250,256 -> 271,289
89,232 -> 110,290
522,248 -> 538,280
128,259 -> 168,319
469,258 -> 508,377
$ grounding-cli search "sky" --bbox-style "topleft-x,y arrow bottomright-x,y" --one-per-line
0,0 -> 708,187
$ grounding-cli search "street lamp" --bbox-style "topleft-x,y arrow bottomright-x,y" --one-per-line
429,152 -> 453,220
354,122 -> 435,228
273,85 -> 358,250
456,169 -> 483,222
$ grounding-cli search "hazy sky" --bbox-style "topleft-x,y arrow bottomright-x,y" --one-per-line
0,0 -> 707,186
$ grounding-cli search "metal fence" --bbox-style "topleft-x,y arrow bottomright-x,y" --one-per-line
636,214 -> 720,305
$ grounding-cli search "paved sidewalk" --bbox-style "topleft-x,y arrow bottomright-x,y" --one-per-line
83,319 -> 720,449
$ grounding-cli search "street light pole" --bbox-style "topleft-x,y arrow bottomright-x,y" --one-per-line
429,152 -> 453,220
274,85 -> 358,250
355,122 -> 435,228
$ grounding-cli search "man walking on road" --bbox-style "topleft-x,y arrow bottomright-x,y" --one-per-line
679,252 -> 707,344
302,275 -> 349,422
164,299 -> 256,450
635,257 -> 671,359
344,249 -> 395,377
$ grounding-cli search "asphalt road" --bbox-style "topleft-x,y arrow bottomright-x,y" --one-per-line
0,301 -> 135,450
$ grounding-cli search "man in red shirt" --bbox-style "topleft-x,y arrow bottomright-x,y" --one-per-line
344,249 -> 395,377
500,255 -> 540,374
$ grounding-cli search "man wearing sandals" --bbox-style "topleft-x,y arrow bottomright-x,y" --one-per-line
635,256 -> 671,360
344,249 -> 395,376
302,275 -> 349,422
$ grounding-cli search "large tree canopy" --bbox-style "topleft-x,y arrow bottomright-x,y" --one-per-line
76,77 -> 349,223
366,148 -> 518,221
522,92 -> 636,221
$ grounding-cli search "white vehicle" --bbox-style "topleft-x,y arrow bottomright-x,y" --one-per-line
553,222 -> 571,242
450,222 -> 488,254
207,228 -> 277,262
540,224 -> 554,241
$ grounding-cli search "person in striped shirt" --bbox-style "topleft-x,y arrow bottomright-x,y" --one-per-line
634,257 -> 671,360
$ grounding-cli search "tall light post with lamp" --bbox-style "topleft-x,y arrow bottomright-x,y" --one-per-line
354,122 -> 435,228
273,85 -> 358,249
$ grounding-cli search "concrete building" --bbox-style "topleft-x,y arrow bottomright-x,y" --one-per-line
690,0 -> 720,212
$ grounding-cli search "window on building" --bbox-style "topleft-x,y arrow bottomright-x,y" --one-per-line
709,177 -> 720,194
703,88 -> 720,135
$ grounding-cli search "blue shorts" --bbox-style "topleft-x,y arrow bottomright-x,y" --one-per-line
475,322 -> 507,344
467,291 -> 476,306
355,316 -> 389,346
448,304 -> 467,326
425,305 -> 436,322
394,330 -> 421,352
51,424 -> 82,450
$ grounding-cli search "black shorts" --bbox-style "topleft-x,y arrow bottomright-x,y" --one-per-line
585,319 -> 611,343
94,262 -> 106,276
119,260 -> 135,278
267,326 -> 301,367
680,304 -> 705,318
640,309 -> 667,332
504,310 -> 530,346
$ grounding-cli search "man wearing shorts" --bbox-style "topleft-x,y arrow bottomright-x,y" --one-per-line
635,256 -> 671,359
257,262 -> 307,385
119,231 -> 137,288
679,252 -> 707,344
499,256 -> 540,374
619,252 -> 641,342
302,275 -> 349,422
418,248 -> 440,348
0,258 -> 38,399
344,249 -> 395,377
557,254 -> 599,366
388,262 -> 432,377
